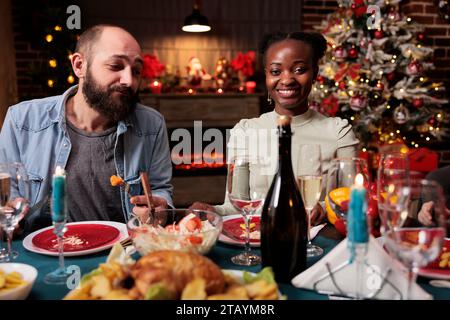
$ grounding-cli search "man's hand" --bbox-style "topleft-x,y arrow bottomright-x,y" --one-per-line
130,195 -> 168,218
188,201 -> 217,213
418,201 -> 450,226
310,202 -> 327,226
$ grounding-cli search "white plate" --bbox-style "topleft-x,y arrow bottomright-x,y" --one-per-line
22,221 -> 129,257
0,263 -> 38,300
218,215 -> 260,247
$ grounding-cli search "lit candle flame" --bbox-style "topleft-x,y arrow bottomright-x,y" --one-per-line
355,173 -> 364,188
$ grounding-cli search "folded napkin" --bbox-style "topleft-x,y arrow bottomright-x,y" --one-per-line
310,223 -> 326,240
291,235 -> 432,300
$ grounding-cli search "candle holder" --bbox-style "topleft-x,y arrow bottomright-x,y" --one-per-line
44,166 -> 71,285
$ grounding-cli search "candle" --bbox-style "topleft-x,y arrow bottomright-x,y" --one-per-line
151,80 -> 162,94
347,173 -> 368,244
52,166 -> 66,223
245,81 -> 256,93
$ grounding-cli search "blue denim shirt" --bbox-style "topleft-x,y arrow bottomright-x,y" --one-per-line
0,85 -> 173,233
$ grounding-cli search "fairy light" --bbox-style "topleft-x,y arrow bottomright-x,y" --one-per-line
45,34 -> 53,42
350,116 -> 355,121
324,89 -> 328,93
426,137 -> 430,141
54,25 -> 62,31
362,148 -> 367,152
400,88 -> 405,93
349,90 -> 354,96
386,105 -> 391,109
67,75 -> 75,84
435,87 -> 439,91
415,144 -> 419,148
217,88 -> 223,94
390,132 -> 394,136
396,130 -> 400,133
332,45 -> 336,49
407,17 -> 412,22
365,79 -> 369,83
47,79 -> 54,87
429,126 -> 434,131
420,77 -> 424,82
374,94 -> 379,99
379,70 -> 383,75
320,84 -> 324,89
335,82 -> 339,86
391,59 -> 396,63
436,127 -> 440,131
437,113 -> 442,119
417,44 -> 422,48
411,141 -> 415,145
393,55 -> 397,59
349,80 -> 354,86
68,54 -> 73,60
188,88 -> 194,94
48,59 -> 57,68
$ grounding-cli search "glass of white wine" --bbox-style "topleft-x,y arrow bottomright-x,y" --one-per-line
296,144 -> 324,257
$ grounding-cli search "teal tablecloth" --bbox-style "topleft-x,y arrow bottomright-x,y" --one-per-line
7,235 -> 450,300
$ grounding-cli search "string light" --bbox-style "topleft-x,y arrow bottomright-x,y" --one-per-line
47,79 -> 54,87
426,137 -> 430,141
396,130 -> 400,133
420,77 -> 424,82
362,148 -> 367,152
350,116 -> 355,121
386,105 -> 391,109
437,113 -> 442,119
45,34 -> 53,42
54,25 -> 62,31
415,144 -> 419,148
67,75 -> 75,84
68,54 -> 73,60
48,59 -> 57,68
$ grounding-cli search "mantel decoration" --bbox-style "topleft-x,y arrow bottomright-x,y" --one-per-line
231,51 -> 256,87
141,54 -> 166,93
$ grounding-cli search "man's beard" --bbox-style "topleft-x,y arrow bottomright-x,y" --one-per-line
82,70 -> 138,123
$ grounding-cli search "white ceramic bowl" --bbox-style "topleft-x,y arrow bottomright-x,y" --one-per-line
0,263 -> 38,300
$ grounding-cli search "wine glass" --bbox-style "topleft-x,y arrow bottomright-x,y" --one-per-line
227,155 -> 266,266
384,179 -> 448,300
296,144 -> 324,257
0,162 -> 30,261
325,157 -> 370,221
377,152 -> 411,234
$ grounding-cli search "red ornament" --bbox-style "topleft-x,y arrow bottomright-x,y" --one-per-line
417,32 -> 425,42
428,117 -> 436,125
412,98 -> 424,108
407,60 -> 422,75
348,48 -> 358,59
316,75 -> 325,84
333,46 -> 347,61
339,81 -> 346,90
374,29 -> 384,39
387,72 -> 395,82
349,94 -> 367,111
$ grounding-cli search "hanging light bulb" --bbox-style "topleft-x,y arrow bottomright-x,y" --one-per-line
182,0 -> 211,32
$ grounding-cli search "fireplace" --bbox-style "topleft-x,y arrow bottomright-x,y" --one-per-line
140,92 -> 262,207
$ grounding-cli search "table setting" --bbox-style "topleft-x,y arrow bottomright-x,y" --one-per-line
0,155 -> 449,300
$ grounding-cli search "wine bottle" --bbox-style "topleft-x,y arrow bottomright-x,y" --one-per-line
260,115 -> 308,283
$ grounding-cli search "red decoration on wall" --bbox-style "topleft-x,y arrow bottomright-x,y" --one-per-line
231,51 -> 256,77
141,54 -> 165,79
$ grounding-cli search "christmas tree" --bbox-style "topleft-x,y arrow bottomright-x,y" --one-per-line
309,0 -> 449,149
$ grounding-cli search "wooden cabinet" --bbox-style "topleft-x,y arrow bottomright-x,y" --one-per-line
139,93 -> 262,207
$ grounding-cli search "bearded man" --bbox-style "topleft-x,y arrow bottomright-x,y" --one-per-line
0,25 -> 173,235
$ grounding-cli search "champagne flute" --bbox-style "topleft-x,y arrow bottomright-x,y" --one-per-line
384,179 -> 448,300
377,152 -> 410,235
296,144 -> 323,257
0,162 -> 31,261
325,157 -> 370,221
227,155 -> 265,266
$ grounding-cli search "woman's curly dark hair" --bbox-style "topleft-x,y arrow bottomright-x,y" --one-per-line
259,31 -> 328,68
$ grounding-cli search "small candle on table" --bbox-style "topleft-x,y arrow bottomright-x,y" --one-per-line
245,81 -> 256,93
151,80 -> 162,94
348,173 -> 368,244
52,166 -> 66,223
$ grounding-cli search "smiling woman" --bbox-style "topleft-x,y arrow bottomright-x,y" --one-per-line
190,31 -> 359,221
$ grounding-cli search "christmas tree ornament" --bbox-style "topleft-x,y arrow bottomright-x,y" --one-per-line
374,29 -> 384,39
428,117 -> 436,126
417,32 -> 425,42
316,75 -> 325,84
412,98 -> 424,108
393,104 -> 410,124
333,46 -> 348,61
349,94 -> 367,111
406,60 -> 422,75
387,72 -> 396,82
437,0 -> 450,22
348,47 -> 359,59
339,81 -> 346,90
388,9 -> 401,22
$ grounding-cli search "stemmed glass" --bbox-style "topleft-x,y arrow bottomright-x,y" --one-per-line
296,144 -> 324,257
325,157 -> 370,221
227,155 -> 266,266
384,179 -> 448,300
377,152 -> 411,234
0,162 -> 31,261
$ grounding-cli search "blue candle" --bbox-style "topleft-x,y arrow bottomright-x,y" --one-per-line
347,173 -> 368,244
52,166 -> 66,223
